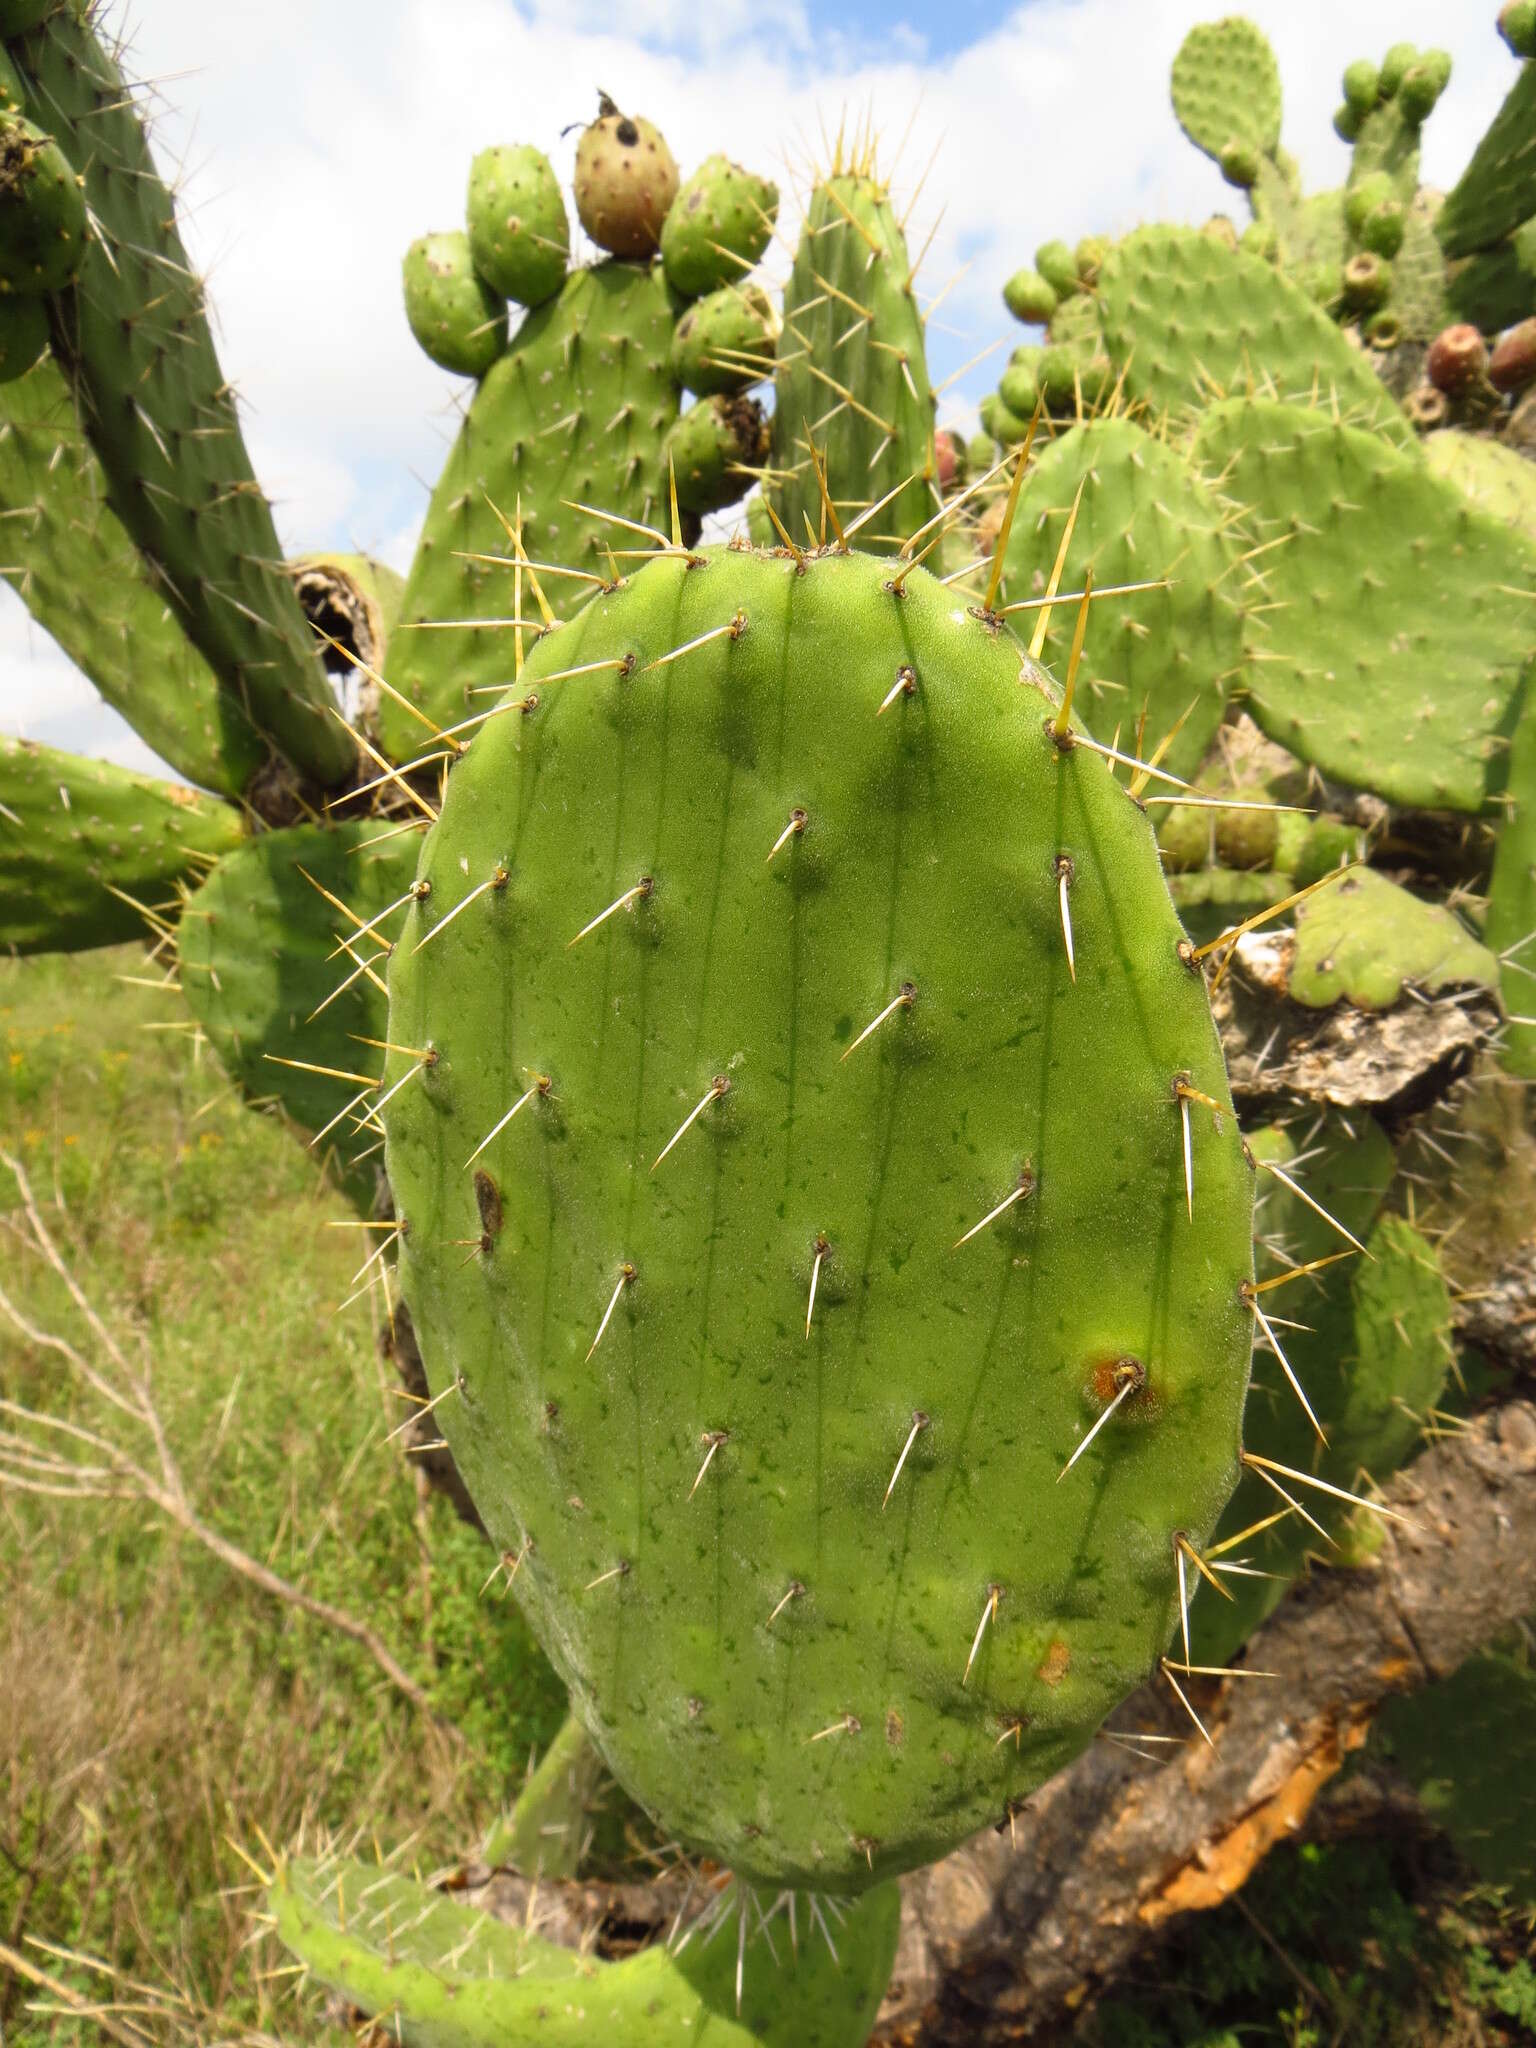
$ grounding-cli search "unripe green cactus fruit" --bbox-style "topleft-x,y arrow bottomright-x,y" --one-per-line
574,94 -> 678,259
1002,266 -> 1056,324
1033,238 -> 1079,298
662,393 -> 768,513
670,283 -> 776,396
0,111 -> 83,291
403,231 -> 508,377
466,144 -> 568,308
660,153 -> 777,298
382,541 -> 1254,1891
1342,59 -> 1380,114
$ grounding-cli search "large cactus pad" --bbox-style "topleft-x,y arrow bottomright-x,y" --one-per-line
383,541 -> 1253,1891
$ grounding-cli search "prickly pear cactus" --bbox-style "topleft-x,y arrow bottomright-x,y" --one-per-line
178,818 -> 423,1210
382,539 -> 1254,1891
768,141 -> 936,552
0,736 -> 243,953
998,416 -> 1243,781
1435,57 -> 1536,256
1191,398 -> 1536,812
270,1853 -> 901,2047
4,3 -> 352,787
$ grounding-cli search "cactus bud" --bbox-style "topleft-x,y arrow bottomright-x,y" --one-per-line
999,356 -> 1041,421
1499,0 -> 1536,57
1033,239 -> 1080,299
1397,58 -> 1448,125
1378,42 -> 1418,96
1074,234 -> 1109,285
1333,102 -> 1363,143
1341,251 -> 1391,313
1364,308 -> 1403,350
1344,172 -> 1396,238
1218,139 -> 1260,188
1341,59 -> 1380,113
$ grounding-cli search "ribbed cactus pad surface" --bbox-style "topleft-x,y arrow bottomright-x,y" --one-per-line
179,818 -> 422,1209
999,416 -> 1242,783
1170,17 -> 1282,162
270,1855 -> 900,2047
1095,229 -> 1410,446
0,358 -> 266,799
1435,59 -> 1536,256
384,542 -> 1253,1889
1194,1117 -> 1449,1667
8,5 -> 349,785
770,174 -> 935,553
1488,676 -> 1536,1081
380,262 -> 680,761
1424,428 -> 1536,545
1193,398 -> 1536,812
0,737 -> 242,953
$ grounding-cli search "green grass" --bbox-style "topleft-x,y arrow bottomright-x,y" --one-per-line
0,946 -> 567,2043
2,946 -> 1533,2048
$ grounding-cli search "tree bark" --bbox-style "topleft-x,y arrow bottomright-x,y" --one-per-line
872,1400 -> 1536,2043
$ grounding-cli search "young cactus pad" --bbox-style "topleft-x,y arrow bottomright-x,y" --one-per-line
270,1854 -> 900,2047
382,539 -> 1254,1891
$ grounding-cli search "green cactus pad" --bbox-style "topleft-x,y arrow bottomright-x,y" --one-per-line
660,154 -> 777,299
270,1855 -> 900,2048
1487,674 -> 1536,1080
1444,217 -> 1536,334
1387,201 -> 1451,341
997,416 -> 1242,783
1436,59 -> 1536,256
1423,429 -> 1536,545
1193,1119 -> 1450,1666
1191,398 -> 1536,812
466,145 -> 568,309
670,283 -> 776,397
382,541 -> 1254,1890
178,817 -> 423,1209
1379,1633 -> 1536,1903
1288,869 -> 1497,1010
663,394 -> 767,514
1094,229 -> 1410,446
7,5 -> 352,787
403,232 -> 508,377
0,110 -> 83,292
769,167 -> 936,554
379,260 -> 682,760
0,737 -> 242,954
0,284 -> 43,377
1171,18 -> 1282,164
0,357 -> 268,798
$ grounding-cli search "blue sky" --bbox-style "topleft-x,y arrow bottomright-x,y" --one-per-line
1,0 -> 1517,777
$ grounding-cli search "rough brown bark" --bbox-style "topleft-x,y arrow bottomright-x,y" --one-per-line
872,1400 -> 1536,2043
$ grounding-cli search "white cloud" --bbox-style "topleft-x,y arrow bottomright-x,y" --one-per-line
15,0 -> 1520,772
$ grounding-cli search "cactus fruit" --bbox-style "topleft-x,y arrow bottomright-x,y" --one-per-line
1426,321 -> 1490,393
178,819 -> 423,1211
466,145 -> 569,308
670,284 -> 777,396
0,358 -> 270,800
403,231 -> 509,377
270,1854 -> 901,2048
1501,0 -> 1536,57
0,111 -> 83,292
5,4 -> 353,788
1191,398 -> 1536,812
1435,58 -> 1536,257
768,147 -> 936,553
0,737 -> 243,954
1001,267 -> 1056,325
998,417 -> 1243,782
660,154 -> 778,298
662,393 -> 768,513
573,94 -> 679,259
1490,314 -> 1536,392
1093,230 -> 1412,446
1033,239 -> 1080,299
381,539 -> 1255,1890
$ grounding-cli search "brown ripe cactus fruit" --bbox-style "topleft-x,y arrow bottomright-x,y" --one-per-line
573,92 -> 679,259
